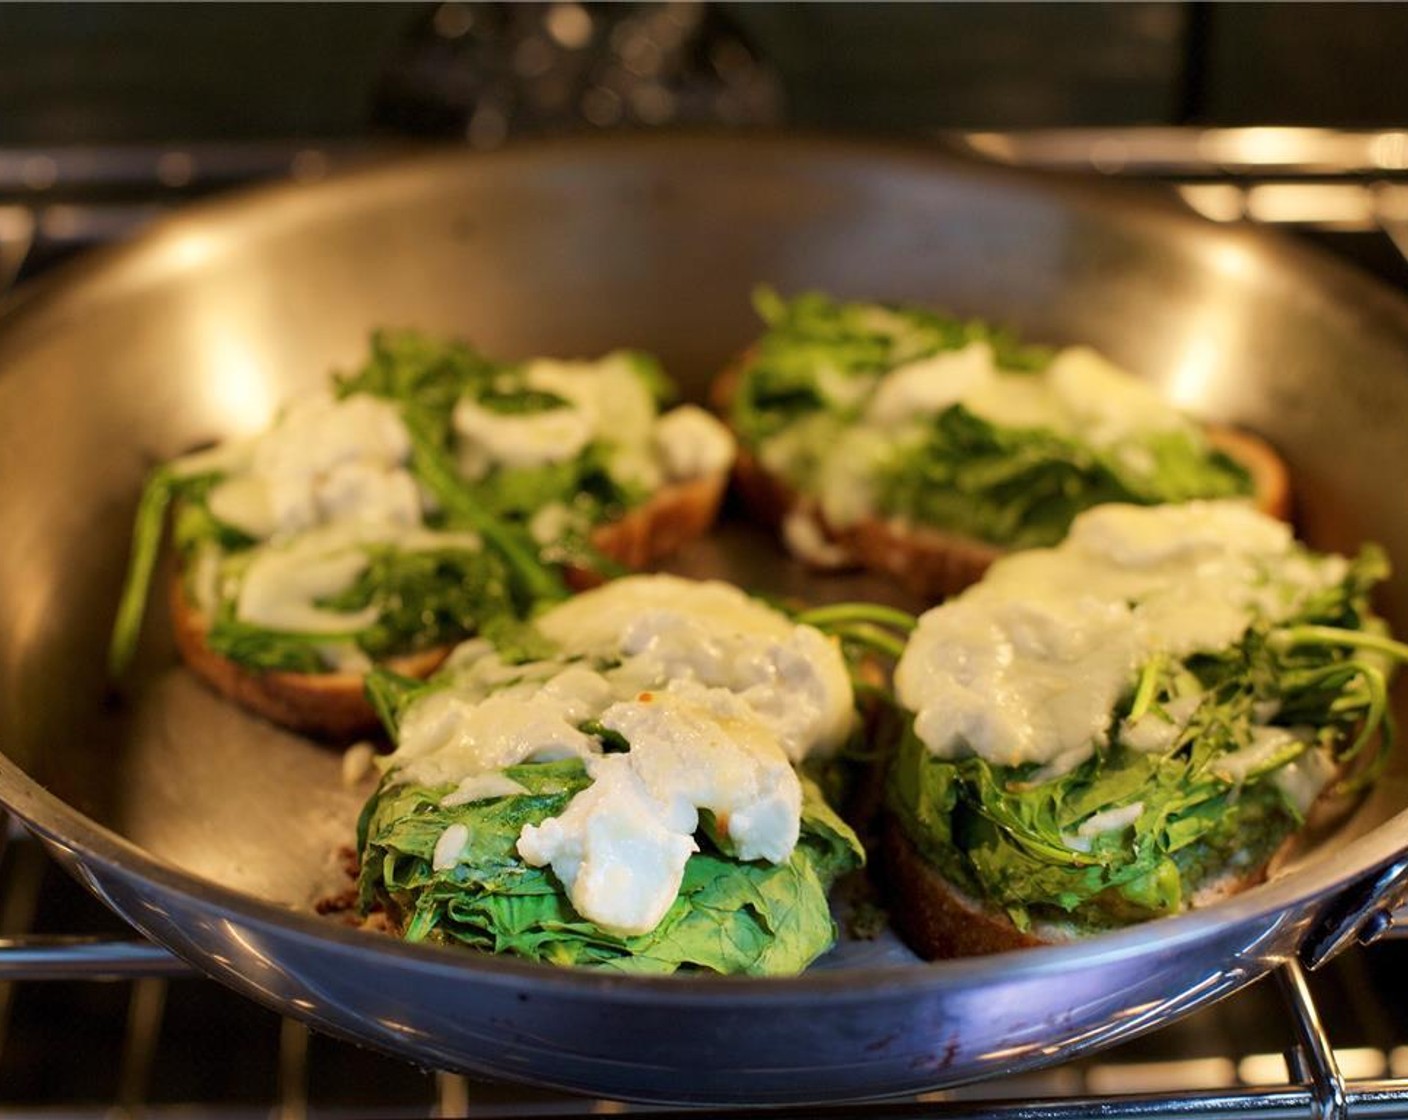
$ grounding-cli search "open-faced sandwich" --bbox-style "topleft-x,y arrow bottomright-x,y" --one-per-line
716,289 -> 1289,599
883,500 -> 1402,957
354,574 -> 868,975
109,330 -> 735,739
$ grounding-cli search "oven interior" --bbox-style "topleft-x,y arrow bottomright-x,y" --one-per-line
4,5 -> 1408,1116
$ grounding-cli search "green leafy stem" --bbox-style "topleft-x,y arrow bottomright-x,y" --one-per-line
1272,625 -> 1408,794
402,411 -> 567,609
108,467 -> 177,676
795,602 -> 917,660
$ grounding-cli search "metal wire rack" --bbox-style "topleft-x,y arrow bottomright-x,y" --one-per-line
1,810 -> 1407,1120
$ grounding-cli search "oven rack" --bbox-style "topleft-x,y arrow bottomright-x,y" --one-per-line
1,819 -> 1406,1120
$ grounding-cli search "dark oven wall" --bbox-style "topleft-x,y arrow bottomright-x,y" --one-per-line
1,3 -> 1407,146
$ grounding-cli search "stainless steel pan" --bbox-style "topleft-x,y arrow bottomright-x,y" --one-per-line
3,134 -> 1408,1105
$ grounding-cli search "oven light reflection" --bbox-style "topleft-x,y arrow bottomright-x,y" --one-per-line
1163,243 -> 1258,412
1242,1046 -> 1386,1084
203,325 -> 277,436
1197,126 -> 1329,169
1089,1057 -> 1237,1093
1164,327 -> 1225,412
161,228 -> 225,274
1177,184 -> 1245,223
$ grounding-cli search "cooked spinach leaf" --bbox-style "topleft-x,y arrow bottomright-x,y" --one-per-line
358,765 -> 864,975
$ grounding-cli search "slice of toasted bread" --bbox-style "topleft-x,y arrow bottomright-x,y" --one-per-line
715,362 -> 1291,601
881,819 -> 1050,956
568,470 -> 729,588
171,471 -> 730,738
169,574 -> 452,741
881,814 -> 1277,958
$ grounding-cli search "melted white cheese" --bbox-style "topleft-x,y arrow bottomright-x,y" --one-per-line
527,501 -> 583,546
1213,725 -> 1313,784
653,404 -> 736,481
538,576 -> 855,759
393,688 -> 601,788
236,534 -> 379,635
816,427 -> 898,530
865,341 -> 1195,447
1119,692 -> 1204,754
231,522 -> 482,638
602,686 -> 802,863
452,354 -> 736,499
432,823 -> 470,872
526,355 -> 657,455
452,398 -> 593,472
865,344 -> 998,427
206,391 -> 417,540
440,772 -> 531,807
387,575 -> 854,937
1272,745 -> 1338,817
517,755 -> 700,936
527,354 -> 661,490
896,502 -> 1348,769
1043,347 -> 1190,444
781,507 -> 855,569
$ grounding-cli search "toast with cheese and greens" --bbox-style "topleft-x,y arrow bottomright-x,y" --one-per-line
883,500 -> 1402,957
717,290 -> 1288,599
355,574 -> 867,974
109,331 -> 735,738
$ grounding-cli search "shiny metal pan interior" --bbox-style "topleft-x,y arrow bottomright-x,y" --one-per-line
2,134 -> 1408,1104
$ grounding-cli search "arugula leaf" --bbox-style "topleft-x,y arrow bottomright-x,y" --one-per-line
476,388 -> 571,415
203,620 -> 334,673
334,328 -> 499,426
732,288 -> 1051,447
875,407 -> 1252,549
478,615 -> 561,665
731,291 -> 1253,549
401,410 -> 568,610
197,541 -> 518,674
887,547 -> 1396,933
317,545 -> 515,658
363,667 -> 439,736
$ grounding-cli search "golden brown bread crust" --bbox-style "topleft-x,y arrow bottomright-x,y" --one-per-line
714,362 -> 1292,601
839,518 -> 1001,602
729,446 -> 800,536
881,819 -> 1048,957
571,471 -> 729,586
882,812 -> 1280,959
171,472 -> 729,738
1205,423 -> 1291,522
169,574 -> 451,741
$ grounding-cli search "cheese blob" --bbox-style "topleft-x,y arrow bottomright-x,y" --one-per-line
451,354 -> 736,492
895,501 -> 1349,771
202,391 -> 419,540
387,575 -> 855,937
